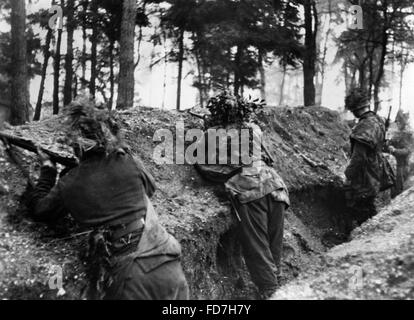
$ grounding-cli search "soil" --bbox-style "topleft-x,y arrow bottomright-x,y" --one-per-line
272,187 -> 414,300
0,105 -> 398,300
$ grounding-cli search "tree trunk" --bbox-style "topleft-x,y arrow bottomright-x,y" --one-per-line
109,39 -> 115,110
89,0 -> 98,98
63,0 -> 75,107
258,49 -> 266,101
134,2 -> 147,70
10,0 -> 29,125
73,74 -> 78,98
373,2 -> 389,112
344,63 -> 349,94
148,36 -> 156,107
161,30 -> 168,110
194,36 -> 205,108
399,62 -> 404,111
52,1 -> 64,115
176,28 -> 185,111
303,0 -> 317,107
81,0 -> 88,85
234,45 -> 243,96
373,36 -> 388,112
34,28 -> 53,121
116,0 -> 137,109
279,64 -> 287,106
315,0 -> 332,106
53,26 -> 63,115
368,48 -> 374,99
398,51 -> 408,111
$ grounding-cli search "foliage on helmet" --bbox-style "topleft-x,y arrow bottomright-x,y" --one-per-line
205,91 -> 265,127
64,96 -> 123,153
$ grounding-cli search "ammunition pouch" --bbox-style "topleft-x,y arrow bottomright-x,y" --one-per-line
86,219 -> 145,299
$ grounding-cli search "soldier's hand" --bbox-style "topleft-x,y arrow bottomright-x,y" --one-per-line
388,146 -> 396,154
36,146 -> 55,168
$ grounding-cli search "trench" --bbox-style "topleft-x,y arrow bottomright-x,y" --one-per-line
205,184 -> 352,300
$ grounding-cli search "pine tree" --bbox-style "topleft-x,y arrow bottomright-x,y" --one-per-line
116,0 -> 137,109
10,0 -> 29,124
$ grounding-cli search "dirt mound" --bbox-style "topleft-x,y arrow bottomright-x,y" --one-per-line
0,106 -> 353,299
272,187 -> 414,300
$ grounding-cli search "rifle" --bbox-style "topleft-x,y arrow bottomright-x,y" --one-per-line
0,132 -> 78,169
187,110 -> 207,121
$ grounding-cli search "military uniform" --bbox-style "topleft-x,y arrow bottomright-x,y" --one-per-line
389,130 -> 414,197
345,111 -> 392,225
196,122 -> 289,298
28,148 -> 189,300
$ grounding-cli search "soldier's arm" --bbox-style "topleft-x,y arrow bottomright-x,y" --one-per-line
26,166 -> 67,223
345,141 -> 369,181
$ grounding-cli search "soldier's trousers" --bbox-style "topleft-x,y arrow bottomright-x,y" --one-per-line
104,257 -> 189,300
234,194 -> 285,296
391,165 -> 407,198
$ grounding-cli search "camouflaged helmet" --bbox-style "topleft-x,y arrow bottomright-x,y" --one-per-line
345,88 -> 370,112
64,96 -> 123,154
206,91 -> 265,127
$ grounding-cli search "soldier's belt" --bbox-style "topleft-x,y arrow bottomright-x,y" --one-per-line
108,218 -> 145,242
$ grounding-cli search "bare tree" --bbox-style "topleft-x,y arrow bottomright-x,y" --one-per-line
258,49 -> 266,101
279,64 -> 287,106
81,0 -> 88,85
303,0 -> 318,107
315,0 -> 333,106
117,0 -> 137,109
52,0 -> 64,115
89,0 -> 98,98
10,0 -> 29,125
34,25 -> 53,121
63,0 -> 75,106
176,28 -> 185,110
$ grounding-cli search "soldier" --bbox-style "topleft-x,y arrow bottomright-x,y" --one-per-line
26,97 -> 189,300
195,92 -> 290,299
344,88 -> 395,228
388,110 -> 414,197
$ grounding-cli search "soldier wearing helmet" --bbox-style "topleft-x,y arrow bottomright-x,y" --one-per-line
26,96 -> 189,300
388,110 -> 414,197
195,92 -> 289,299
344,88 -> 395,228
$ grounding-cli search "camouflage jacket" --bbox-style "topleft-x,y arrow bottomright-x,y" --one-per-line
345,112 -> 387,199
195,122 -> 290,207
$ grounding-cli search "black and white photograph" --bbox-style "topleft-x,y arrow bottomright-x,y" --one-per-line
0,0 -> 413,307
